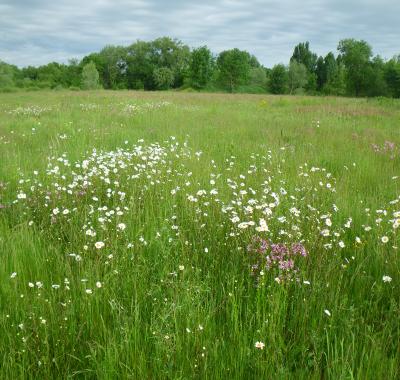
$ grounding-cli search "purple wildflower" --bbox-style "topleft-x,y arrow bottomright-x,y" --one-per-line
292,242 -> 307,257
247,236 -> 308,285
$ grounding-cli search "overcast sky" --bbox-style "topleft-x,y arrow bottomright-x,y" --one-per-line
0,0 -> 399,68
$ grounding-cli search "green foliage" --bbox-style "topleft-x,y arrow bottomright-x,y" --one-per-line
365,56 -> 389,97
338,38 -> 373,96
81,61 -> 101,90
52,84 -> 64,91
123,38 -> 190,90
384,56 -> 400,98
291,41 -> 318,72
315,53 -> 346,96
323,63 -> 346,96
153,67 -> 174,90
305,72 -> 317,94
37,62 -> 63,88
152,37 -> 191,88
249,54 -> 261,68
0,60 -> 15,88
217,48 -> 251,92
236,84 -> 267,94
25,86 -> 41,91
315,56 -> 326,90
1,36 -> 400,98
0,86 -> 17,93
125,40 -> 154,89
97,45 -> 127,89
234,66 -> 268,94
288,61 -> 308,94
66,59 -> 82,88
249,67 -> 267,89
189,46 -> 214,89
269,64 -> 287,94
324,52 -> 338,87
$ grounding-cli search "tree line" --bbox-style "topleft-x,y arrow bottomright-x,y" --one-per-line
1,37 -> 399,97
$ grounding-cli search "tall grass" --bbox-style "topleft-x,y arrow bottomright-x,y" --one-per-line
0,90 -> 399,379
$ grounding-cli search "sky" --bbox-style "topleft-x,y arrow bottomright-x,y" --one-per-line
0,0 -> 399,68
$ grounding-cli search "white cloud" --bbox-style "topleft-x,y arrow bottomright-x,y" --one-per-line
0,0 -> 399,67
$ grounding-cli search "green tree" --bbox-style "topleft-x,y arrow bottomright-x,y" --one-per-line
288,61 -> 308,94
153,67 -> 174,90
305,72 -> 317,94
125,38 -> 190,90
65,59 -> 82,88
81,62 -> 101,90
315,56 -> 326,91
36,62 -> 65,88
323,62 -> 346,96
269,64 -> 287,94
249,67 -> 267,89
98,45 -> 127,89
337,38 -> 373,96
151,37 -> 191,88
365,56 -> 388,97
324,53 -> 338,83
291,42 -> 317,73
384,56 -> 400,98
217,48 -> 251,92
21,66 -> 39,81
125,40 -> 154,89
189,46 -> 214,89
0,61 -> 15,88
249,54 -> 261,68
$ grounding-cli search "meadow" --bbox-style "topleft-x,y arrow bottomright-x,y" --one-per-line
0,90 -> 399,379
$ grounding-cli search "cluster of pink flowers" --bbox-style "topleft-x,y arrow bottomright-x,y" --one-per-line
247,237 -> 308,284
371,141 -> 398,159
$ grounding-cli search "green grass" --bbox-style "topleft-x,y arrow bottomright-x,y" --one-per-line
0,90 -> 399,379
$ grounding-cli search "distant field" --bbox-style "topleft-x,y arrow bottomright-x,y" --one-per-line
0,90 -> 399,379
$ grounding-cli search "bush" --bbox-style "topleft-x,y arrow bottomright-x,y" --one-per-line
116,83 -> 128,90
81,62 -> 101,90
153,67 -> 174,90
236,85 -> 267,94
178,86 -> 197,92
294,87 -> 306,95
0,86 -> 17,93
26,86 -> 41,92
129,80 -> 144,90
36,81 -> 51,89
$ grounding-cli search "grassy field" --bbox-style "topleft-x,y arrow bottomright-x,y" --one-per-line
0,90 -> 399,379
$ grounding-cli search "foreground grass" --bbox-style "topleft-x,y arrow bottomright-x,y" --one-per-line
0,90 -> 399,379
